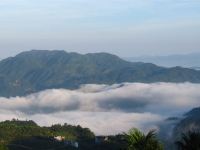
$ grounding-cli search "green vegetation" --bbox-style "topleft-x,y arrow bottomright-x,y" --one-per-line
0,120 -> 163,150
0,120 -> 51,142
1,50 -> 200,97
1,119 -> 200,149
173,107 -> 200,142
0,119 -> 94,150
175,131 -> 200,150
124,128 -> 163,150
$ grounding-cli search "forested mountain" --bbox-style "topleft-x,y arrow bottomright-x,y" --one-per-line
160,107 -> 200,150
1,50 -> 200,97
173,107 -> 200,137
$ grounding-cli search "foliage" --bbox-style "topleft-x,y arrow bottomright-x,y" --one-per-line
0,120 -> 164,150
172,107 -> 200,148
0,120 -> 94,150
175,131 -> 200,150
124,128 -> 163,150
0,145 -> 8,150
92,134 -> 127,150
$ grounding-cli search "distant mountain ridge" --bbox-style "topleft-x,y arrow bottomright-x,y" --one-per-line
176,107 -> 200,132
1,50 -> 200,97
125,52 -> 200,68
159,107 -> 200,150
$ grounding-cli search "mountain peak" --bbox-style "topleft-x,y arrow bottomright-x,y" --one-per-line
16,50 -> 67,57
185,107 -> 200,116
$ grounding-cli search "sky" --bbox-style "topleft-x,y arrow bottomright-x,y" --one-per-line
0,0 -> 200,58
0,82 -> 200,135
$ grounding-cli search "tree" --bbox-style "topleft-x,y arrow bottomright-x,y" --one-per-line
124,128 -> 163,150
0,145 -> 8,150
175,131 -> 200,150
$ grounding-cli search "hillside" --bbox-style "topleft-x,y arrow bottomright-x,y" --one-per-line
0,120 -> 94,150
0,120 -> 127,150
159,107 -> 200,150
0,50 -> 200,97
0,109 -> 199,150
173,107 -> 200,137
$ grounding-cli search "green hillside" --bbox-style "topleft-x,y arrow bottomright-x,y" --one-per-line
0,120 -> 94,150
0,50 -> 200,97
0,120 -> 129,150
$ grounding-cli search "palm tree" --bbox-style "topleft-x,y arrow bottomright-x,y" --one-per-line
124,128 -> 163,150
175,131 -> 200,150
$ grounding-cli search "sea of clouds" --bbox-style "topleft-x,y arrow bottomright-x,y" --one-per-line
0,82 -> 200,135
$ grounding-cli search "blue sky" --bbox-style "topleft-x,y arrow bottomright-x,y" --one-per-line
0,0 -> 200,58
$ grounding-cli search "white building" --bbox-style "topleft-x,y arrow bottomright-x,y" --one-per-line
54,136 -> 65,142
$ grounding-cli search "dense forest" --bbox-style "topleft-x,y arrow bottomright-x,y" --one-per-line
0,120 -> 94,150
0,119 -> 200,150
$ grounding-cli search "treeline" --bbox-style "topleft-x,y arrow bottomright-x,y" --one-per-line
0,119 -> 94,150
0,119 -> 200,150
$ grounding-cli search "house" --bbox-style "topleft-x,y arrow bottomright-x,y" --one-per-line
54,136 -> 65,142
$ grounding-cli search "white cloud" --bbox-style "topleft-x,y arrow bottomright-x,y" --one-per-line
0,82 -> 200,135
30,111 -> 161,135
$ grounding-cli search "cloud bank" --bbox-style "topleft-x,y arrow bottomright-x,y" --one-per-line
0,82 -> 200,135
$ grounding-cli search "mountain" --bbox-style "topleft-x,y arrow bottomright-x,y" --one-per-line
158,107 -> 200,150
1,50 -> 200,97
173,107 -> 200,137
125,53 -> 200,69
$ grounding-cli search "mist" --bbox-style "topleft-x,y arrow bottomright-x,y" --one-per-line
0,82 -> 200,135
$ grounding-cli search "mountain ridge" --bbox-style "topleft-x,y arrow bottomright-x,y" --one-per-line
125,52 -> 200,68
0,50 -> 200,97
